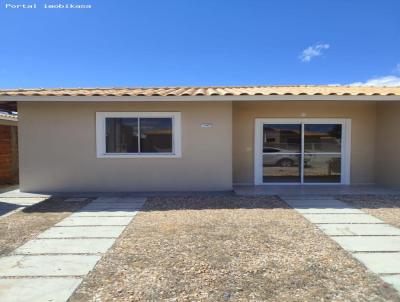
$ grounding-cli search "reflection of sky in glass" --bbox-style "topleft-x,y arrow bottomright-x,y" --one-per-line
264,124 -> 301,132
304,124 -> 342,139
106,117 -> 173,135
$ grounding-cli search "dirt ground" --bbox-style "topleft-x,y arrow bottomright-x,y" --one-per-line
0,197 -> 91,256
339,195 -> 400,228
70,195 -> 399,302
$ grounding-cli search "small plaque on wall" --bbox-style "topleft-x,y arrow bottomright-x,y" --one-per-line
200,123 -> 213,128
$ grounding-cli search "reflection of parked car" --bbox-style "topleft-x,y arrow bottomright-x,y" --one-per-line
263,147 -> 311,167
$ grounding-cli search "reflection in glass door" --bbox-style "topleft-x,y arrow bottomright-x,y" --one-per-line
303,124 -> 342,183
263,124 -> 301,183
262,121 -> 344,184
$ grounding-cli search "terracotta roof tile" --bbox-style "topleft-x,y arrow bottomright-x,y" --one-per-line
0,85 -> 399,97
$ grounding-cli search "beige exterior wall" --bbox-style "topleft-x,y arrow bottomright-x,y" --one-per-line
375,102 -> 400,187
18,101 -> 233,192
233,101 -> 377,184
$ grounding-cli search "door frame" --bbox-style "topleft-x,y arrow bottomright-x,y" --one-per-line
254,118 -> 351,185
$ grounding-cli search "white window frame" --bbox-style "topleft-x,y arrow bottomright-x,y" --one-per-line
96,112 -> 182,158
254,118 -> 351,185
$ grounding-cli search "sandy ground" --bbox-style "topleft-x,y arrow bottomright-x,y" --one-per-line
0,197 -> 91,256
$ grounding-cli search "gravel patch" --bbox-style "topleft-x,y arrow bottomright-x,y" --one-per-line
0,197 -> 91,256
339,195 -> 400,228
70,195 -> 399,302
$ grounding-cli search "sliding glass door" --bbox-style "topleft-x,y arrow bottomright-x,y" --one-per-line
259,119 -> 348,184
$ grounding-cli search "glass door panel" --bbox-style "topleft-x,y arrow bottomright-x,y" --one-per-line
263,154 -> 301,183
303,124 -> 342,183
263,124 -> 301,183
263,124 -> 301,152
304,154 -> 341,183
304,124 -> 342,153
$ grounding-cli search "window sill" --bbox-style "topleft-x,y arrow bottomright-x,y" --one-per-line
97,153 -> 181,159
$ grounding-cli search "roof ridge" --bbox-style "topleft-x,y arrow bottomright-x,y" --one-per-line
1,84 -> 400,92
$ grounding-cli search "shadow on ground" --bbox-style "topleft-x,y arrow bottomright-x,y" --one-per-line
5,193 -> 400,215
0,202 -> 20,216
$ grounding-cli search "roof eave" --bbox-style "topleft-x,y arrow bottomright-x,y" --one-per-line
1,95 -> 400,102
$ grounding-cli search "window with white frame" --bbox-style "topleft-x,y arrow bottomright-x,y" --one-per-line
96,112 -> 181,158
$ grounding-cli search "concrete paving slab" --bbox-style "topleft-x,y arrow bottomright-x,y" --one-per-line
92,197 -> 120,202
37,226 -> 126,238
318,224 -> 400,236
285,199 -> 349,208
283,197 -> 338,201
0,255 -> 101,277
331,236 -> 400,252
0,206 -> 21,218
14,238 -> 115,254
71,210 -> 138,217
90,197 -> 146,204
0,277 -> 82,302
0,197 -> 47,206
64,197 -> 88,202
56,216 -> 133,226
303,213 -> 384,224
83,201 -> 143,207
81,204 -> 142,211
353,253 -> 400,274
280,195 -> 337,199
382,275 -> 400,292
296,207 -> 363,214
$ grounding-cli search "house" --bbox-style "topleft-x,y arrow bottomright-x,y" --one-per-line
0,113 -> 18,185
0,85 -> 399,192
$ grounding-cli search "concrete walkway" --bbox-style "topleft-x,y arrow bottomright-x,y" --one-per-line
0,196 -> 145,302
0,197 -> 47,218
281,195 -> 400,294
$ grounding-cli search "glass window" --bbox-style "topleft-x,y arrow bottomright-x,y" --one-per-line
105,117 -> 173,154
263,124 -> 301,153
140,118 -> 173,153
106,118 -> 138,153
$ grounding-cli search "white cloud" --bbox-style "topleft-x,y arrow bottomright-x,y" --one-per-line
348,75 -> 400,87
299,43 -> 330,62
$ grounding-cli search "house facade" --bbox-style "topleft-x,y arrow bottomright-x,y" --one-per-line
0,86 -> 399,192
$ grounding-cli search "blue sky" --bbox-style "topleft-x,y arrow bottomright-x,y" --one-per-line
0,0 -> 399,88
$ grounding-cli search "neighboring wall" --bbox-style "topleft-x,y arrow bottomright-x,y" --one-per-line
0,124 -> 18,184
375,102 -> 400,187
18,101 -> 232,192
233,101 -> 377,185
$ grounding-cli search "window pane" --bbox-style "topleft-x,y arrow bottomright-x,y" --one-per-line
304,154 -> 341,183
304,124 -> 342,153
140,118 -> 173,153
106,118 -> 138,153
263,124 -> 301,153
263,154 -> 300,183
